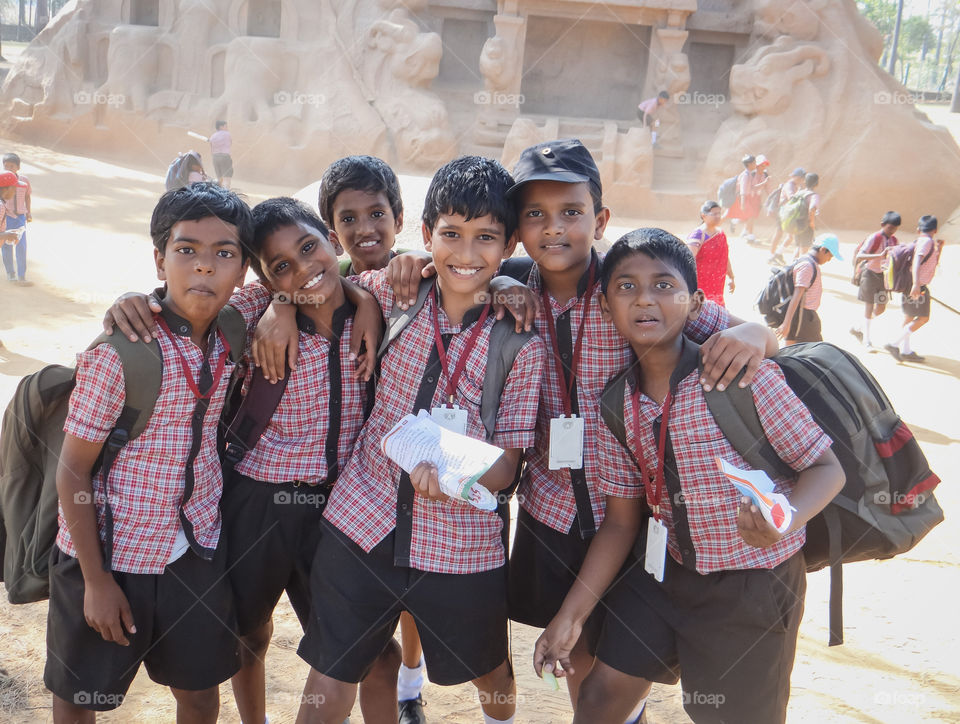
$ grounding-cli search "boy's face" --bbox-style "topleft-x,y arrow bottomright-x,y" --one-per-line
881,223 -> 899,237
3,161 -> 18,173
422,212 -> 516,299
329,188 -> 402,271
154,216 -> 248,325
259,221 -> 343,307
599,252 -> 702,352
516,181 -> 609,276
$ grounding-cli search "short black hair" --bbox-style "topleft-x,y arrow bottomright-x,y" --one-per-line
249,197 -> 330,278
319,155 -> 403,228
658,91 -> 670,100
742,154 -> 756,166
422,156 -> 516,240
700,200 -> 720,215
215,120 -> 227,130
918,214 -> 938,233
601,227 -> 698,295
881,211 -> 901,227
2,153 -> 20,167
150,182 -> 253,261
805,172 -> 819,189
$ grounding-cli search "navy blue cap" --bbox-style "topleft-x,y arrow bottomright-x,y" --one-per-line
507,138 -> 602,199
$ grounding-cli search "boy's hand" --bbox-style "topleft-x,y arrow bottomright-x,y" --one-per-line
386,251 -> 433,310
490,276 -> 540,332
84,576 -> 136,646
908,285 -> 922,301
699,324 -> 772,391
342,277 -> 382,381
103,293 -> 161,342
737,498 -> 783,548
727,278 -> 736,294
409,461 -> 448,503
251,300 -> 298,382
533,615 -> 581,679
1,231 -> 18,244
775,322 -> 788,341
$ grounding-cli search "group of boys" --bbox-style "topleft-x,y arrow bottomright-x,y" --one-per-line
1,152 -> 32,285
48,138 -> 846,724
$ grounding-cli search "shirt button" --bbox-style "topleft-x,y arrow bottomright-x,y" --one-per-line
179,325 -> 188,334
560,352 -> 569,360
682,548 -> 691,556
426,376 -> 435,383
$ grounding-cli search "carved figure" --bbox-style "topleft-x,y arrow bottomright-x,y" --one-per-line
729,37 -> 830,116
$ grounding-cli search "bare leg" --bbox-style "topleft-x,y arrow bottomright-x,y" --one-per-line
170,686 -> 219,724
230,618 -> 273,724
473,659 -> 516,721
563,633 -> 598,710
359,639 -> 401,724
52,694 -> 97,724
296,670 -> 356,724
573,660 -> 653,724
399,612 -> 423,668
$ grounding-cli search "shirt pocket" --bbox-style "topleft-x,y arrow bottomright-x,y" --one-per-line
456,371 -> 485,438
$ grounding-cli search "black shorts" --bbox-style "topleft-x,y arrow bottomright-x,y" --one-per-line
902,285 -> 931,318
507,508 -> 604,650
858,269 -> 890,304
794,227 -> 814,249
223,473 -> 330,634
298,520 -> 508,686
595,552 -> 806,724
44,545 -> 239,711
787,308 -> 822,343
213,153 -> 234,179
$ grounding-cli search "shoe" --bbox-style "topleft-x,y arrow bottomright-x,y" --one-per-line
901,351 -> 925,363
865,341 -> 875,351
5,274 -> 15,281
884,343 -> 902,362
399,695 -> 426,724
15,279 -> 32,286
849,327 -> 863,342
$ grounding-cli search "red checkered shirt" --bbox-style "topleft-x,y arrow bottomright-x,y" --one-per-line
228,283 -> 369,485
5,176 -> 28,217
58,307 -> 237,574
518,253 -> 731,534
323,269 -> 545,574
597,354 -> 832,572
862,231 -> 898,274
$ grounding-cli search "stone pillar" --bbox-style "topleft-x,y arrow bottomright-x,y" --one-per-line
475,12 -> 526,143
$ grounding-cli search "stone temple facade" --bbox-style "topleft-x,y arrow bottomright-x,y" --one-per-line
3,0 -> 959,225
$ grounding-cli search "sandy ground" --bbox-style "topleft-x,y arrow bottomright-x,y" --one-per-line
0,130 -> 958,723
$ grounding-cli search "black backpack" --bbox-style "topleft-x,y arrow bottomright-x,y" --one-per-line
756,256 -> 818,328
600,342 -> 942,645
0,307 -> 246,603
164,151 -> 202,191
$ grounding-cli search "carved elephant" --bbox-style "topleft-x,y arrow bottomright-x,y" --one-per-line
729,37 -> 830,116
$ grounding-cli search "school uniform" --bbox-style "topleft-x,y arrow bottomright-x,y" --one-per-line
595,341 -> 831,724
858,231 -> 897,304
788,254 -> 823,342
1,177 -> 30,280
298,269 -> 545,686
221,284 -> 371,634
902,234 -> 939,318
45,302 -> 240,710
507,252 -> 732,636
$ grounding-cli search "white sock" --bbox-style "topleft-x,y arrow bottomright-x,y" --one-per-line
864,317 -> 872,344
624,697 -> 647,723
483,714 -> 514,724
397,656 -> 425,702
651,131 -> 658,144
900,329 -> 913,355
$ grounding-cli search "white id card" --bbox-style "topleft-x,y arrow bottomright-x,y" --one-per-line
548,415 -> 584,470
644,517 -> 668,582
431,406 -> 468,435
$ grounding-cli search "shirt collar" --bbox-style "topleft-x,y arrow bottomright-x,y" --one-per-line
530,248 -> 600,304
150,286 -> 220,341
629,336 -> 702,401
295,298 -> 356,336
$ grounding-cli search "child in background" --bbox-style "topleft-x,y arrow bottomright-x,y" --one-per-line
851,211 -> 900,350
778,233 -> 843,345
209,121 -> 234,189
636,91 -> 669,145
686,200 -> 734,306
1,154 -> 32,284
535,228 -> 843,724
767,167 -> 804,265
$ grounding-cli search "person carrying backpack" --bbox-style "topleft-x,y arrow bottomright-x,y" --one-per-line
850,211 -> 900,350
885,215 -> 944,363
778,172 -> 820,258
777,233 -> 843,345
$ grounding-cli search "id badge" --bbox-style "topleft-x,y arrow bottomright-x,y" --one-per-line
644,517 -> 668,583
548,415 -> 584,470
431,405 -> 468,435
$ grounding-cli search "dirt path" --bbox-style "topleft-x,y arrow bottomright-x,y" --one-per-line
0,138 -> 958,723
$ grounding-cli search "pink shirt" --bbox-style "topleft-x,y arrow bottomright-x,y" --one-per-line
638,97 -> 660,115
209,130 -> 232,155
861,231 -> 898,274
793,256 -> 822,310
914,235 -> 940,286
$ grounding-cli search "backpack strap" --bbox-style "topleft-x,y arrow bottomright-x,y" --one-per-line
377,277 -> 435,359
217,305 -> 248,365
598,368 -> 643,471
221,370 -> 289,473
499,256 -> 535,285
479,318 -> 536,442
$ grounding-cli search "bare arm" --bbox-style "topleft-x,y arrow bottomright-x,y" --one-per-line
340,276 -> 383,381
700,316 -> 778,392
777,289 -> 805,341
409,448 -> 523,502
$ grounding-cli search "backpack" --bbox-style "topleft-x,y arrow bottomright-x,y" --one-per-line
882,241 -> 927,294
599,342 -> 943,646
165,151 -> 202,191
851,233 -> 874,287
755,256 -> 818,328
778,189 -> 813,233
717,176 -> 738,209
764,183 -> 784,216
0,307 -> 246,604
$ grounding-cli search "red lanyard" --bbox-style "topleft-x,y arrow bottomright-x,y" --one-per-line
631,381 -> 673,521
541,260 -> 596,417
430,288 -> 491,406
155,316 -> 230,400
